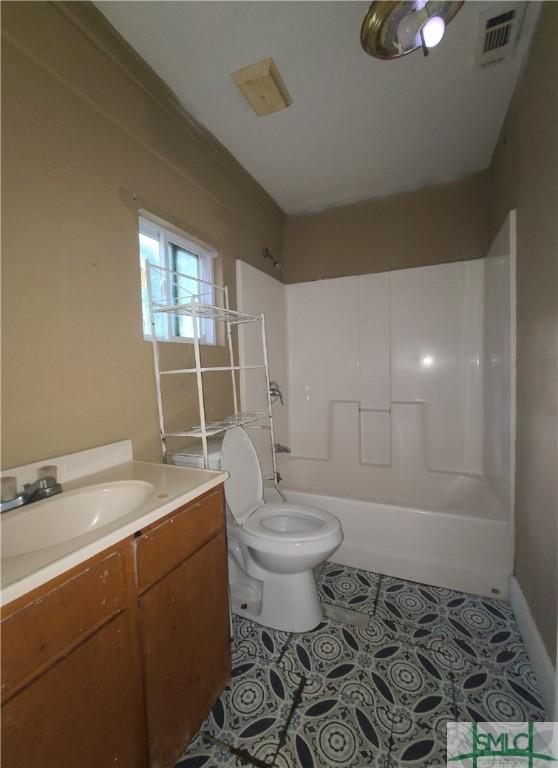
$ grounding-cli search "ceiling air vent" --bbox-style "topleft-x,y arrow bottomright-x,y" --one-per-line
475,5 -> 524,67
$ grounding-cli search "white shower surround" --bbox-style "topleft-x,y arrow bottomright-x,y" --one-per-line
236,213 -> 516,598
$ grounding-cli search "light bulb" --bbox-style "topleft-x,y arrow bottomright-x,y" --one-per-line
421,16 -> 445,48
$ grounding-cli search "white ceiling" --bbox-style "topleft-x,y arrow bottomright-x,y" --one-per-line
97,1 -> 539,214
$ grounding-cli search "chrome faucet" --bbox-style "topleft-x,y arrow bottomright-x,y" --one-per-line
269,381 -> 284,405
0,476 -> 63,514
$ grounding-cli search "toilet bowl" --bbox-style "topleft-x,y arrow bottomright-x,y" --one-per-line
239,503 -> 342,573
174,427 -> 342,632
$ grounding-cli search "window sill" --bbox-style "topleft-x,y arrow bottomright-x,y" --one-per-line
144,335 -> 218,347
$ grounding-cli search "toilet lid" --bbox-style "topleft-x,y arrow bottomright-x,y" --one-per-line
221,427 -> 263,523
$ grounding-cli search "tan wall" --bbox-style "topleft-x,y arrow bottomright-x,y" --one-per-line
1,2 -> 284,468
281,171 -> 490,283
491,2 -> 558,662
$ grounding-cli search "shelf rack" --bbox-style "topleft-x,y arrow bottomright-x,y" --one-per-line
146,261 -> 281,495
163,412 -> 266,438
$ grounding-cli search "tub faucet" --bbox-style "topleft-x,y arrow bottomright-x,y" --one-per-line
0,476 -> 63,514
274,443 -> 291,454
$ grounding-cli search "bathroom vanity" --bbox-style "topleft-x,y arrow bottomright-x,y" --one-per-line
1,448 -> 230,768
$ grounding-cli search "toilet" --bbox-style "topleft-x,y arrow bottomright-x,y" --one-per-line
174,427 -> 342,632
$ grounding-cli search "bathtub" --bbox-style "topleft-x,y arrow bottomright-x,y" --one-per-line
263,483 -> 513,599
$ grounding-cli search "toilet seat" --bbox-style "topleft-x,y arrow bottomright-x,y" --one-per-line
243,503 -> 340,543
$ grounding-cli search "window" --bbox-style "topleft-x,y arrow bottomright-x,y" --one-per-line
139,215 -> 216,344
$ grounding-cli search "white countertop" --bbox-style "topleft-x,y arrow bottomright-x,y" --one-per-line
1,460 -> 228,606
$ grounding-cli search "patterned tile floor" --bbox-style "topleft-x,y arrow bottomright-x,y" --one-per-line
177,563 -> 545,768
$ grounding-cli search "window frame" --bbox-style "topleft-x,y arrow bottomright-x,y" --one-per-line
139,214 -> 217,346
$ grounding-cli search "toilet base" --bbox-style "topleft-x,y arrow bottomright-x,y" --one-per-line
238,559 -> 324,632
229,571 -> 263,616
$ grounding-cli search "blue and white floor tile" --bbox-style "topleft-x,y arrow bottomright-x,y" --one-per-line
231,613 -> 292,666
178,563 -> 544,768
177,730 -> 241,767
277,617 -> 370,678
317,562 -> 381,615
211,660 -> 301,743
279,695 -> 382,767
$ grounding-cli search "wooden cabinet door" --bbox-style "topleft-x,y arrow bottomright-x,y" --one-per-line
139,531 -> 230,768
2,612 -> 147,768
136,488 -> 224,593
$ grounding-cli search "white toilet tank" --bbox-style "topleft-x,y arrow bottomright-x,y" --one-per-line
171,437 -> 224,471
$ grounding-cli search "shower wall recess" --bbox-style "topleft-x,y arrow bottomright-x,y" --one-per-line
286,262 -> 484,474
281,260 -> 492,513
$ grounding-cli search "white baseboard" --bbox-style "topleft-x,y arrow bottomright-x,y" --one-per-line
510,576 -> 556,717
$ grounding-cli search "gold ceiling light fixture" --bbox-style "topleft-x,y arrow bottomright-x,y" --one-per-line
361,1 -> 464,60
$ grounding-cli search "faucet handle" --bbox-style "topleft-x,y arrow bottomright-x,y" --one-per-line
38,465 -> 58,482
1,475 -> 18,502
269,381 -> 284,405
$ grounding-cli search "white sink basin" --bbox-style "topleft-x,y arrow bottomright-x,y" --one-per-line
2,480 -> 154,558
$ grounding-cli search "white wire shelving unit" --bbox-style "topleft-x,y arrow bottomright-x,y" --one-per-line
146,261 -> 282,493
